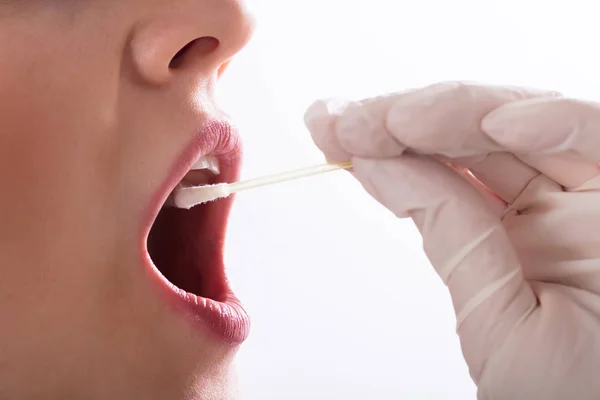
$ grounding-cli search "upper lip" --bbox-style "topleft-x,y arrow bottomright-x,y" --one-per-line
164,118 -> 243,197
140,116 -> 250,345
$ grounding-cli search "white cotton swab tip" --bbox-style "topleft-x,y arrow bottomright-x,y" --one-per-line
174,183 -> 232,210
173,160 -> 353,210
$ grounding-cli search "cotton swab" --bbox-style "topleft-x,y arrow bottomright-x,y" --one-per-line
174,160 -> 353,209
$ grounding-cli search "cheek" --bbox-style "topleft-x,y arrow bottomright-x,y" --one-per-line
0,59 -> 120,217
0,9 -> 129,220
0,22 -> 130,286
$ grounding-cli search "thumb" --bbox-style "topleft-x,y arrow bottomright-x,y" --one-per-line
351,155 -> 538,382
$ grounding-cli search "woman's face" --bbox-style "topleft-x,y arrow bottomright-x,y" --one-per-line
0,1 -> 254,398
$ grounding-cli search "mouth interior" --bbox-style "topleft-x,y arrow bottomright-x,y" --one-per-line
147,180 -> 228,302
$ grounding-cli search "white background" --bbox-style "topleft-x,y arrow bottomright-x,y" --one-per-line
217,1 -> 600,399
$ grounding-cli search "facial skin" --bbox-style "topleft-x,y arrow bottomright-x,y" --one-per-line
0,1 -> 254,399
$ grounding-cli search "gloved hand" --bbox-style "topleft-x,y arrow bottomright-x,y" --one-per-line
304,82 -> 600,399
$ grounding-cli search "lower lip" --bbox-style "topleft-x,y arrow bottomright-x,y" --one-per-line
145,263 -> 251,344
141,120 -> 250,344
142,200 -> 251,344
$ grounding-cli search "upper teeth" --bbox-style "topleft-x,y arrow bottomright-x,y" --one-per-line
192,155 -> 220,175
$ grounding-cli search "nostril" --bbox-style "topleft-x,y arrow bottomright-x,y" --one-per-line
169,37 -> 220,69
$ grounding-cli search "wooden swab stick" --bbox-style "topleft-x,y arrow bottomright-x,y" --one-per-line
174,161 -> 353,209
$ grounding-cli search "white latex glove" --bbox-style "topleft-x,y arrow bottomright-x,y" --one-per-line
304,82 -> 600,399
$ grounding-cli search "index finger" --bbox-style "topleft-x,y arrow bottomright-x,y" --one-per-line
333,82 -> 559,158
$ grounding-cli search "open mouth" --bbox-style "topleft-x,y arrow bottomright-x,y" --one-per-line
147,156 -> 227,301
142,121 -> 249,344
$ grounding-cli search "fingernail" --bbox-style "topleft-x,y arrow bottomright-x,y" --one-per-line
304,99 -> 352,130
304,100 -> 328,130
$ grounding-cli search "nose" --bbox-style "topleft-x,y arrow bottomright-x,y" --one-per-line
130,0 -> 255,85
